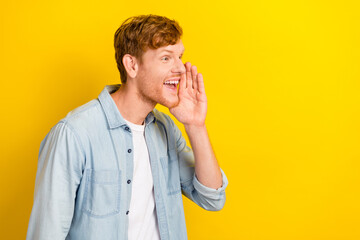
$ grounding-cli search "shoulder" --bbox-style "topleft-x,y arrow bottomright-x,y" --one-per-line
52,99 -> 105,137
62,99 -> 102,123
152,108 -> 175,129
63,99 -> 101,122
152,109 -> 183,140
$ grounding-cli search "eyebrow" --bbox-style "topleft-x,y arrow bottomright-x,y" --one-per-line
161,49 -> 185,54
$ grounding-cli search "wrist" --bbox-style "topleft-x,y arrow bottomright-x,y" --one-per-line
184,124 -> 207,134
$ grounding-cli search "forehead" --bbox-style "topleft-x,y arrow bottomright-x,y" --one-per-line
147,40 -> 185,56
160,40 -> 185,52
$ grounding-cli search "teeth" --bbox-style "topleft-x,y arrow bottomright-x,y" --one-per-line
164,80 -> 179,85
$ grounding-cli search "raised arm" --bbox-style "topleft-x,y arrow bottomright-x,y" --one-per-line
170,62 -> 222,189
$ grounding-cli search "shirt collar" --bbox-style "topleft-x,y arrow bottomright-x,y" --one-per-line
98,84 -> 156,129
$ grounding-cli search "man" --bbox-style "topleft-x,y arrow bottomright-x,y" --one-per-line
27,14 -> 228,240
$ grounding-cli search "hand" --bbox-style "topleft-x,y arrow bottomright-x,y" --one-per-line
169,62 -> 207,127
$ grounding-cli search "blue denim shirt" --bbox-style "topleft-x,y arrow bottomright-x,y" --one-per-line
27,85 -> 228,240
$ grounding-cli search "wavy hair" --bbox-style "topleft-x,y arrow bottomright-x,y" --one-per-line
114,15 -> 183,83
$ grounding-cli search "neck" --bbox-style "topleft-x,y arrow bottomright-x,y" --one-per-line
111,83 -> 156,125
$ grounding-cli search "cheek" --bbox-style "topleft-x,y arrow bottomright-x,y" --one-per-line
140,64 -> 170,86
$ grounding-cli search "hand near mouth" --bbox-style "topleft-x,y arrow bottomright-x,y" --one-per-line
169,62 -> 207,128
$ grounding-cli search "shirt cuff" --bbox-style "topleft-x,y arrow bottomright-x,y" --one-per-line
193,168 -> 228,200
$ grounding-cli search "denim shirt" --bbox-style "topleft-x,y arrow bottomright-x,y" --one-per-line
27,85 -> 228,240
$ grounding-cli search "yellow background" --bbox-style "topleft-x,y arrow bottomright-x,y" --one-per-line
1,0 -> 359,239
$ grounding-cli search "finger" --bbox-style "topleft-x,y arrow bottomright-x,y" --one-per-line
179,70 -> 186,93
197,73 -> 205,94
185,62 -> 192,89
191,65 -> 198,90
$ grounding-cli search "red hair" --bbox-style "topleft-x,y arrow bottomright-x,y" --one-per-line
114,15 -> 183,83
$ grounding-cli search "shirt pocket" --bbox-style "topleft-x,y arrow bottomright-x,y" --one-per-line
160,149 -> 181,196
82,169 -> 121,217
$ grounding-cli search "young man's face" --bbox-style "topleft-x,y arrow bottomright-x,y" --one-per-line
135,40 -> 186,108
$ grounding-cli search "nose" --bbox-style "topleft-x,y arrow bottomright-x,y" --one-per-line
172,58 -> 186,74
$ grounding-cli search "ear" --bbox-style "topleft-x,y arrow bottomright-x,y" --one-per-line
122,54 -> 139,79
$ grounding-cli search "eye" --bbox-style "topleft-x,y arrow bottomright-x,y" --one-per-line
161,56 -> 170,61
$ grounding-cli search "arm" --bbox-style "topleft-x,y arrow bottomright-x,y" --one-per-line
27,121 -> 85,240
170,62 -> 228,210
184,124 -> 222,189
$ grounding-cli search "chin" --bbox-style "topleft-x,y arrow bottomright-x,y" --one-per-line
159,97 -> 179,108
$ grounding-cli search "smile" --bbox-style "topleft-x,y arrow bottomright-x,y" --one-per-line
163,80 -> 179,85
163,78 -> 179,94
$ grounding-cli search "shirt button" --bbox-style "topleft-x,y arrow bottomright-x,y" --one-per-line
128,149 -> 132,153
127,179 -> 131,184
125,126 -> 129,131
126,211 -> 129,215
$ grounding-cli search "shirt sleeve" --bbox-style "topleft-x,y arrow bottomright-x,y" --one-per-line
26,121 -> 85,240
171,121 -> 229,211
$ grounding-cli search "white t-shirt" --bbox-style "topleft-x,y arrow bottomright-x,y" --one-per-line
124,119 -> 160,240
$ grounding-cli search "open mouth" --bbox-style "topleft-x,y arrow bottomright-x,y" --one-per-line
163,79 -> 179,93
